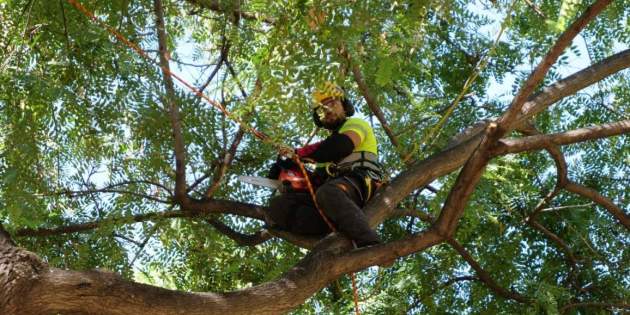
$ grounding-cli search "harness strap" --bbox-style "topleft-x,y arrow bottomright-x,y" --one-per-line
341,176 -> 364,204
337,151 -> 382,173
338,151 -> 378,164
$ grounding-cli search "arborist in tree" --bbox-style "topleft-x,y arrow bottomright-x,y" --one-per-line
265,82 -> 383,247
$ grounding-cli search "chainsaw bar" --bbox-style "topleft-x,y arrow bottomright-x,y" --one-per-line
237,176 -> 282,189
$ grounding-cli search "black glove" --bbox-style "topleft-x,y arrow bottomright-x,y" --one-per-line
267,156 -> 298,179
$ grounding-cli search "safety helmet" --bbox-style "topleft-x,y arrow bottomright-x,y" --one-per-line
311,82 -> 354,128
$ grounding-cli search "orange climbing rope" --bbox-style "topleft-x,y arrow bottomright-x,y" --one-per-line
65,0 -> 270,143
65,1 -> 363,313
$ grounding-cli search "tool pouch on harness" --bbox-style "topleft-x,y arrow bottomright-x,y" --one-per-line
326,151 -> 384,206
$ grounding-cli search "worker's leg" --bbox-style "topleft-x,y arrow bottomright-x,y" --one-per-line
291,205 -> 331,236
266,193 -> 311,230
315,176 -> 380,247
267,193 -> 329,236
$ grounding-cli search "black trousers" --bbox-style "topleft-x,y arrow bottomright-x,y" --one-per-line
266,175 -> 380,247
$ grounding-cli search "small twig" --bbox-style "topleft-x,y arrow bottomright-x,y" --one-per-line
113,233 -> 143,247
131,222 -> 163,265
58,0 -> 70,51
198,38 -> 228,94
56,188 -> 171,204
523,0 -> 546,18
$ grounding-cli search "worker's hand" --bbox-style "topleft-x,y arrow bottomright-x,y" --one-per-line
278,145 -> 296,159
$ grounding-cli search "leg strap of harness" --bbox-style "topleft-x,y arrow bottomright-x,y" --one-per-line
339,176 -> 364,204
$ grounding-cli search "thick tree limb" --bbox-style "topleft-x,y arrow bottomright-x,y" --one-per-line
155,0 -> 188,202
514,49 -> 630,127
264,228 -> 320,249
5,225 -> 442,315
500,0 -> 613,127
0,223 -> 15,247
493,120 -> 630,155
0,223 -> 47,314
432,0 -> 611,239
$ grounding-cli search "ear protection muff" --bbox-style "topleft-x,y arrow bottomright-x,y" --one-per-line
342,98 -> 354,116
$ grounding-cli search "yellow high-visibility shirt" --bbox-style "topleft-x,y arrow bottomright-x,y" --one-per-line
338,117 -> 378,155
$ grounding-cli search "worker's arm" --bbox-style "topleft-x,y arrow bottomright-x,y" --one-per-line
298,130 -> 360,163
342,130 -> 362,147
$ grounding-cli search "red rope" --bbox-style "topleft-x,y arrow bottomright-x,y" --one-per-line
65,0 -> 270,143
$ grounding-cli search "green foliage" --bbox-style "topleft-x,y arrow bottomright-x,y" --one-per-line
0,0 -> 628,314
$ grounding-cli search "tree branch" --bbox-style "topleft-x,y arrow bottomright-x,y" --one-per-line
203,68 -> 259,198
198,38 -> 228,94
206,218 -> 272,246
493,120 -> 630,155
447,239 -> 530,303
500,0 -> 612,127
154,0 -> 188,202
349,61 -> 399,148
0,222 -> 16,247
433,0 -> 612,239
523,0 -> 546,18
15,199 -> 265,237
58,188 -> 171,204
9,226 -> 442,315
526,219 -> 581,289
510,124 -> 620,292
514,48 -> 630,127
518,122 -> 629,229
539,203 -> 593,213
410,276 -> 478,311
184,0 -> 275,24
565,182 -> 630,229
394,210 -> 529,303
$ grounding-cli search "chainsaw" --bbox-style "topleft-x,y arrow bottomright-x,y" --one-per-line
238,158 -> 310,192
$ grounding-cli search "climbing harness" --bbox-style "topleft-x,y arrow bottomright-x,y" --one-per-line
335,151 -> 383,177
64,1 -> 365,314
